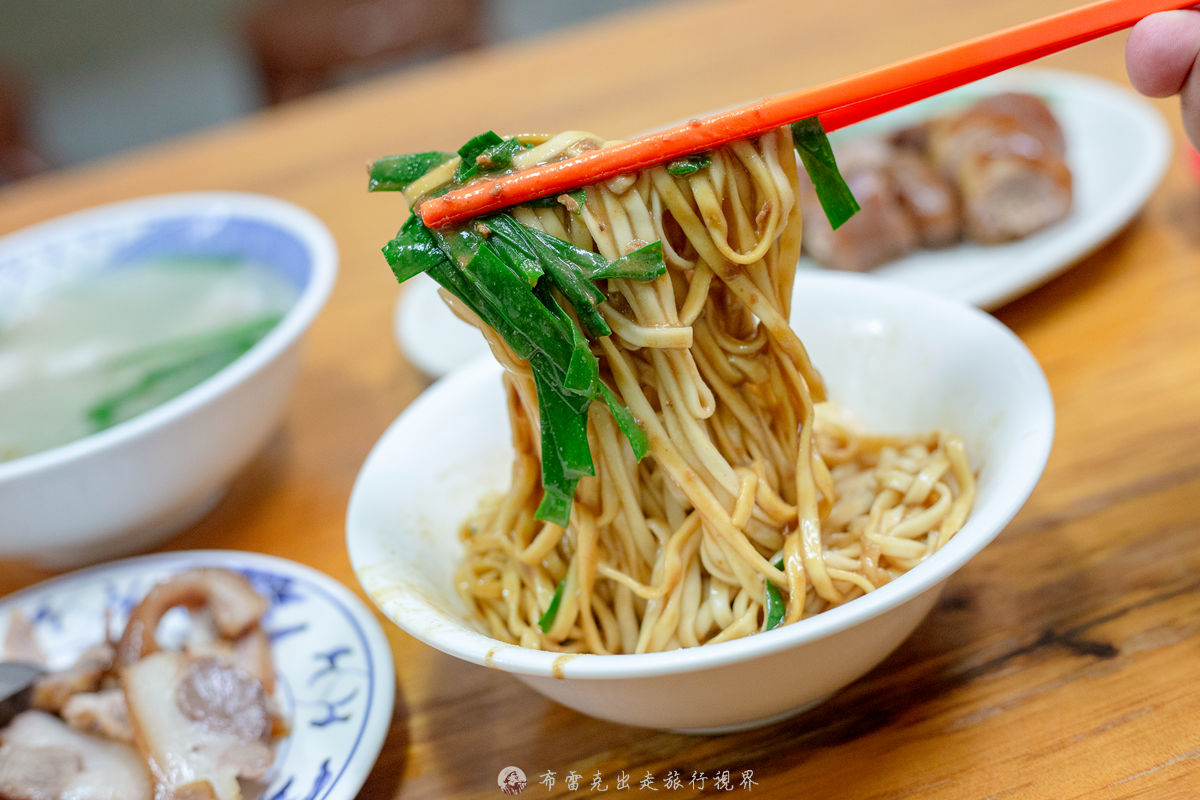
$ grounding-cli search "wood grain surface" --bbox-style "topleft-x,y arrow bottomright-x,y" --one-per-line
3,0 -> 1200,797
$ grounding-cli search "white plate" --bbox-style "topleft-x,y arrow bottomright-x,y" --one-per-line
0,550 -> 394,800
393,273 -> 485,378
804,68 -> 1171,309
393,68 -> 1170,376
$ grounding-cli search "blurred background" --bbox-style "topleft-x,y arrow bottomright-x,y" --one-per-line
0,0 -> 665,183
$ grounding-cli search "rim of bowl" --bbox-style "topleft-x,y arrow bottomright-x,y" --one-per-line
350,272 -> 1055,681
0,191 -> 338,483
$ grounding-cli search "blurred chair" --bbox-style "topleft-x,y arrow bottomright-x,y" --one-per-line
0,69 -> 48,185
244,0 -> 484,105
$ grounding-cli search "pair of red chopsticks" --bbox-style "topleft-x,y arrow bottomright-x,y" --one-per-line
418,0 -> 1196,228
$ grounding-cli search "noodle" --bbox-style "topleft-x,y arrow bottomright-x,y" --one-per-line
405,128 -> 975,654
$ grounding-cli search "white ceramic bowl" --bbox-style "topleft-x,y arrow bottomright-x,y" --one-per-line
347,272 -> 1053,732
0,193 -> 337,567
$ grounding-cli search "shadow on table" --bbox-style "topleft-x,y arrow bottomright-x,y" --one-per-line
356,683 -> 411,798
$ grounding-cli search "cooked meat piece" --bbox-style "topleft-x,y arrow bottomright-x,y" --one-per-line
61,689 -> 133,743
800,158 -> 919,272
176,658 -> 272,744
117,569 -> 268,666
888,122 -> 930,153
0,739 -> 76,800
926,92 -> 1072,243
179,610 -> 275,696
928,111 -> 1045,176
124,652 -> 277,800
230,628 -> 275,697
2,569 -> 279,800
0,710 -> 152,800
970,92 -> 1066,156
31,642 -> 115,713
958,152 -> 1073,243
926,98 -> 1065,179
886,149 -> 961,248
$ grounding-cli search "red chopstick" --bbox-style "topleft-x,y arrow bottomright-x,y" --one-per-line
418,0 -> 1194,228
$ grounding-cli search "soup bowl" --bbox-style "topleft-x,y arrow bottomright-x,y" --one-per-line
0,193 -> 336,567
347,272 -> 1053,732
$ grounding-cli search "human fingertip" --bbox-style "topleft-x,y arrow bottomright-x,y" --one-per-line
1126,11 -> 1200,98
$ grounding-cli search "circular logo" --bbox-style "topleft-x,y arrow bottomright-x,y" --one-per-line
498,766 -> 527,795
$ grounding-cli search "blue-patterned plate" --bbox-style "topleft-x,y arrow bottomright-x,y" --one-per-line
0,550 -> 395,800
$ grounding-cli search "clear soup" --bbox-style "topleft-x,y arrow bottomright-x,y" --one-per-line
0,257 -> 296,462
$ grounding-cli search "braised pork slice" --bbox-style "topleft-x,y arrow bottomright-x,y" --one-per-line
61,689 -> 133,743
958,153 -> 1072,244
0,710 -> 151,800
887,148 -> 961,248
31,642 -> 115,713
801,91 -> 1072,268
970,92 -> 1066,156
118,569 -> 268,665
124,652 -> 276,800
1,568 -> 280,800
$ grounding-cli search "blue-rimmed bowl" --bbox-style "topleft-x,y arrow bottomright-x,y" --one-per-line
0,193 -> 337,566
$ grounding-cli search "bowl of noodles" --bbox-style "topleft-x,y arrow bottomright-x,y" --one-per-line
347,279 -> 1053,732
348,127 -> 1053,732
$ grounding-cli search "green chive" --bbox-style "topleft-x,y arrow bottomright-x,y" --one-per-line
666,154 -> 712,176
791,117 -> 860,230
538,578 -> 567,633
590,241 -> 666,282
367,152 -> 454,192
763,558 -> 786,631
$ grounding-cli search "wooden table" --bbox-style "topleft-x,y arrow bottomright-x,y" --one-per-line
4,0 -> 1199,796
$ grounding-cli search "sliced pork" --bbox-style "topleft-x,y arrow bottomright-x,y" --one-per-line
124,652 -> 277,800
61,689 -> 133,743
118,569 -> 268,665
801,91 -> 1072,268
0,710 -> 151,800
925,92 -> 1072,243
887,148 -> 961,248
799,137 -> 922,272
1,567 -> 280,800
1,612 -> 43,666
31,642 -> 114,713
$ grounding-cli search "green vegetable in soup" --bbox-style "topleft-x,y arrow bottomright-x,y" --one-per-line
0,259 -> 294,462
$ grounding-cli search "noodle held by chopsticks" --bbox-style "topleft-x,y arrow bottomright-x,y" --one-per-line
372,124 -> 975,654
